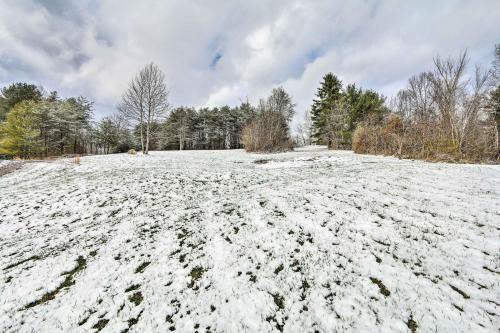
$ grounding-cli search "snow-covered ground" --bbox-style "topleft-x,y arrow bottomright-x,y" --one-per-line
0,148 -> 499,332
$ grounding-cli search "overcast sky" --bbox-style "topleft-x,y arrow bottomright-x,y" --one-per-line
0,0 -> 499,122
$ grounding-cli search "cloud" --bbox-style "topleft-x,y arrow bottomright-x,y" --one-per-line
0,0 -> 499,121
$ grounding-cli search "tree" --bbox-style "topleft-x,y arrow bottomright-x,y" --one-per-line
311,74 -> 386,148
295,110 -> 312,146
311,73 -> 343,145
0,83 -> 43,121
98,118 -> 119,154
267,87 -> 295,123
162,107 -> 197,150
489,85 -> 500,157
358,49 -> 496,161
0,101 -> 41,158
242,87 -> 294,152
119,63 -> 169,154
491,44 -> 500,85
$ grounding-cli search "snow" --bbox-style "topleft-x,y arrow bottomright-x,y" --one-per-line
0,147 -> 499,332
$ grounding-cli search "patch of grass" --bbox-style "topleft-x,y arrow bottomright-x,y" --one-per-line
271,293 -> 285,310
290,259 -> 301,272
274,209 -> 285,217
125,284 -> 141,293
128,291 -> 143,306
406,315 -> 418,333
370,277 -> 390,297
254,159 -> 270,164
4,255 -> 42,270
191,266 -> 205,281
135,261 -> 150,273
266,315 -> 284,333
300,279 -> 310,301
188,266 -> 205,288
274,264 -> 284,275
170,249 -> 181,256
449,284 -> 470,299
78,309 -> 97,326
92,319 -> 109,332
25,256 -> 86,309
120,309 -> 144,333
483,266 -> 500,275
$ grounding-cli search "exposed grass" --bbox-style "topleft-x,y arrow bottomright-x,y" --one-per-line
3,255 -> 42,270
24,256 -> 86,309
128,291 -> 143,306
135,262 -> 151,274
125,284 -> 141,293
190,266 -> 205,281
92,318 -> 109,332
370,277 -> 391,297
407,315 -> 418,333
449,284 -> 470,299
271,293 -> 285,310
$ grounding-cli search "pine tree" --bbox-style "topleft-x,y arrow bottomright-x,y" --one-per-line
310,73 -> 343,145
0,83 -> 43,121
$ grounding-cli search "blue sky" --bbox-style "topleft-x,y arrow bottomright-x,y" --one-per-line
0,0 -> 499,123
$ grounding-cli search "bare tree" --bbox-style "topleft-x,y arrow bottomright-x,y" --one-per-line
295,110 -> 313,146
119,63 -> 169,154
429,51 -> 468,151
242,88 -> 295,152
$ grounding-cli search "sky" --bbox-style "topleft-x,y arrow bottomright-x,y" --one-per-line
0,0 -> 499,123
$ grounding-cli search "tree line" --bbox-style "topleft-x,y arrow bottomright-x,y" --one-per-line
0,84 -> 102,158
116,62 -> 294,153
309,45 -> 500,162
0,63 -> 296,158
2,44 -> 498,162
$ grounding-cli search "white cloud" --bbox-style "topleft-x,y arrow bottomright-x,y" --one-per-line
0,0 -> 498,120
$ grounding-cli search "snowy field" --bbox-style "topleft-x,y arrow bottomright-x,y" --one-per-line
0,147 -> 499,333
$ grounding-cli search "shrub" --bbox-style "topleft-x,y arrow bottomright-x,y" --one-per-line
72,155 -> 80,165
242,112 -> 293,152
353,114 -> 498,162
127,149 -> 137,155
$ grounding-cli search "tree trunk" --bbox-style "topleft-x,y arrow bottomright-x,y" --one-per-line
145,121 -> 150,154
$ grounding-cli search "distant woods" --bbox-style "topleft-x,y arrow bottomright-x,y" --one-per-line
352,47 -> 500,162
0,84 -> 98,158
0,63 -> 295,158
310,45 -> 500,162
1,45 -> 498,162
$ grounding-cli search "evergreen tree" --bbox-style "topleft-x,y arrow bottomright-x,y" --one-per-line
310,73 -> 343,144
0,83 -> 43,121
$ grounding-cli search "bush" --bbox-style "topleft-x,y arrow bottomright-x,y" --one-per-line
352,115 -> 402,156
353,114 -> 498,163
127,149 -> 137,155
242,112 -> 293,152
